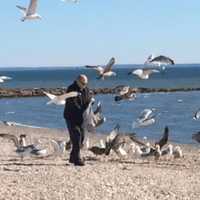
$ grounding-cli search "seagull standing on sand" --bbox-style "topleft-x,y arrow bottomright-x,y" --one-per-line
0,133 -> 47,160
173,146 -> 183,158
145,54 -> 175,67
19,134 -> 27,147
129,126 -> 169,157
85,57 -> 116,79
16,0 -> 42,22
88,124 -> 122,156
51,139 -> 71,156
43,91 -> 80,105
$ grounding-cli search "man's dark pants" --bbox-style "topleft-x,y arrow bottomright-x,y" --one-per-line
66,119 -> 84,163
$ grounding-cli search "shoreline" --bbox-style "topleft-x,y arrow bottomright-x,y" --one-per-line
0,125 -> 199,199
0,86 -> 200,98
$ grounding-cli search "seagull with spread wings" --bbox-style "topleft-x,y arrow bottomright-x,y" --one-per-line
145,54 -> 175,67
114,86 -> 136,102
0,76 -> 12,83
16,0 -> 42,22
128,68 -> 160,80
43,91 -> 80,105
85,57 -> 116,79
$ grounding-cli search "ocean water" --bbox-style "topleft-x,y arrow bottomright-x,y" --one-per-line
0,64 -> 200,144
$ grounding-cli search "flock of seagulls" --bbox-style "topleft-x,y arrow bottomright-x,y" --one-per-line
85,54 -> 174,80
0,124 -> 184,161
0,133 -> 47,160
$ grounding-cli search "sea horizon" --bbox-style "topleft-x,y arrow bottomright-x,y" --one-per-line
1,63 -> 200,70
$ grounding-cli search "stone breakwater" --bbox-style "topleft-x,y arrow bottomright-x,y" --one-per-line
0,86 -> 200,98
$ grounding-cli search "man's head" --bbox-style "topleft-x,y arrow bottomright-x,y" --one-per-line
76,74 -> 88,89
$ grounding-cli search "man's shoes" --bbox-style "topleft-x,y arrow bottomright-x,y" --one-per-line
69,157 -> 74,164
69,157 -> 85,166
74,159 -> 85,166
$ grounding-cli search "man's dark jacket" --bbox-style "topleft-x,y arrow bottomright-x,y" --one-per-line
64,81 -> 91,126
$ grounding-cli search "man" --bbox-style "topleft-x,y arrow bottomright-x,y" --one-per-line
64,74 -> 91,166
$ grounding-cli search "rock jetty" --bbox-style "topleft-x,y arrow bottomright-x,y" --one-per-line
0,86 -> 200,98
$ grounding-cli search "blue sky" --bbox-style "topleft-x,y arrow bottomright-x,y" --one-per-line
0,0 -> 200,67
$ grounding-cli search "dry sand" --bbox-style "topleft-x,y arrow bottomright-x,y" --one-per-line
0,124 -> 200,200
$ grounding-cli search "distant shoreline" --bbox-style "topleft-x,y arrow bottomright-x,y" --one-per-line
0,86 -> 200,98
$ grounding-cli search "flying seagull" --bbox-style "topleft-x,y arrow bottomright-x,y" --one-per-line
114,86 -> 136,102
193,109 -> 200,120
133,108 -> 157,128
0,133 -> 47,160
128,68 -> 159,80
145,54 -> 175,66
16,0 -> 42,22
61,0 -> 79,3
43,91 -> 80,105
0,76 -> 12,83
85,57 -> 116,79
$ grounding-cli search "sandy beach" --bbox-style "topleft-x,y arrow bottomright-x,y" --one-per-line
0,124 -> 199,200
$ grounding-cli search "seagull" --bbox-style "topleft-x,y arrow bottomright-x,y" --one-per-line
61,0 -> 79,3
129,126 -> 169,155
0,76 -> 12,83
85,57 -> 116,79
19,134 -> 27,147
161,144 -> 173,157
137,109 -> 154,122
134,116 -> 156,128
192,132 -> 200,143
173,146 -> 183,158
114,86 -> 136,102
88,124 -> 122,156
133,108 -> 156,128
133,143 -> 152,157
43,91 -> 80,105
155,126 -> 169,149
16,0 -> 42,22
93,102 -> 106,127
51,139 -> 71,156
193,109 -> 200,120
145,54 -> 175,66
82,99 -> 106,133
128,68 -> 160,80
2,121 -> 42,129
0,133 -> 47,160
